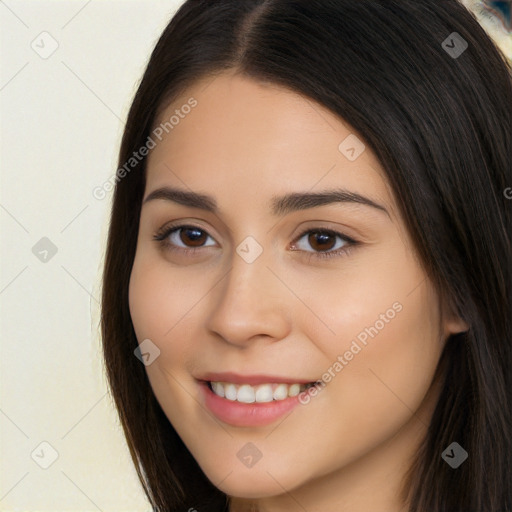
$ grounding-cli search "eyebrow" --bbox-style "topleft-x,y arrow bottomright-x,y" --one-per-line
143,186 -> 390,217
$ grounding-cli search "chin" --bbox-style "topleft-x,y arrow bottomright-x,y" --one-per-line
201,461 -> 304,499
214,476 -> 284,499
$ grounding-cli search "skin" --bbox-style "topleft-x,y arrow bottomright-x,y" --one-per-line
128,71 -> 467,512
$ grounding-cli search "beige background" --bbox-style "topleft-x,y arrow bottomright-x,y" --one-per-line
0,1 -> 508,511
1,1 -> 183,511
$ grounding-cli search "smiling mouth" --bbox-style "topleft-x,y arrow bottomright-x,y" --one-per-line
207,381 -> 318,403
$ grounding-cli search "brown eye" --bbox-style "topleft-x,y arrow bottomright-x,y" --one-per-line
307,231 -> 337,252
291,228 -> 357,261
154,224 -> 217,251
179,227 -> 208,247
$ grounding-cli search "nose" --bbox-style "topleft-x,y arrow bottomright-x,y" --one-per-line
205,245 -> 292,348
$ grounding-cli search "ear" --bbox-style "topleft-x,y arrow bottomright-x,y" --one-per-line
443,315 -> 468,336
440,292 -> 469,338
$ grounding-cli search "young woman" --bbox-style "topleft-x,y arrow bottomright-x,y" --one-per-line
101,1 -> 512,510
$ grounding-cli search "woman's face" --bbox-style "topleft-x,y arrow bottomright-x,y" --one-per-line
129,72 -> 465,508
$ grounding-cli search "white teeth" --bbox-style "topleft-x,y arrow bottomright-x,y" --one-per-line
273,383 -> 288,401
210,381 -> 310,402
237,384 -> 255,403
224,383 -> 237,401
288,383 -> 300,397
211,381 -> 224,398
255,384 -> 274,403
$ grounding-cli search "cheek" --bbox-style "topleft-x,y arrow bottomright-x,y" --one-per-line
311,278 -> 442,447
128,258 -> 166,342
128,256 -> 205,415
292,248 -> 443,436
289,246 -> 427,359
129,255 -> 204,345
128,255 -> 220,397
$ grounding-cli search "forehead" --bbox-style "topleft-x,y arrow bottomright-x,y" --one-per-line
146,72 -> 396,218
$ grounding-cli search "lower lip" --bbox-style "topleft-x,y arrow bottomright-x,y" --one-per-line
199,381 -> 303,427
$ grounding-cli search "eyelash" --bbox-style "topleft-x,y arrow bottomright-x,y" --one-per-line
153,223 -> 358,261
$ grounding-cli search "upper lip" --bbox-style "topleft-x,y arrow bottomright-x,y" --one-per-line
197,372 -> 316,385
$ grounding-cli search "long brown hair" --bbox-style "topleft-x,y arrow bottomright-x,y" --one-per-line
101,1 -> 512,510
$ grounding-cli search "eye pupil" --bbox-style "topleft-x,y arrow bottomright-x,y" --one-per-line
181,227 -> 206,246
309,231 -> 335,251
